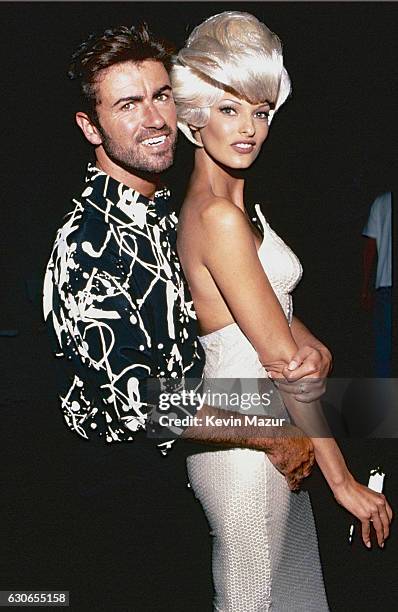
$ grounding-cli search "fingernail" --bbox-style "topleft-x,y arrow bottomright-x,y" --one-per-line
366,541 -> 371,549
288,361 -> 298,370
380,542 -> 384,548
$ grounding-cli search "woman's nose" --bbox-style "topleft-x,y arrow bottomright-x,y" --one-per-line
239,115 -> 255,137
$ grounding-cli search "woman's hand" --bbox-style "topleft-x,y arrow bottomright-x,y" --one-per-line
284,344 -> 332,380
267,317 -> 332,402
268,344 -> 332,402
331,474 -> 393,548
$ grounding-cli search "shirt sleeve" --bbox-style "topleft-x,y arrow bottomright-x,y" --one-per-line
46,221 -> 159,444
362,197 -> 380,239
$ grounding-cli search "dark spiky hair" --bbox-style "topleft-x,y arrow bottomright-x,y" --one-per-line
68,24 -> 175,124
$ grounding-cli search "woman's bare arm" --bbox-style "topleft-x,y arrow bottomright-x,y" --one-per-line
200,200 -> 298,369
199,200 -> 393,547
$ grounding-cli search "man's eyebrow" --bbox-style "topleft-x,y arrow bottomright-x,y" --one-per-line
113,95 -> 142,107
113,85 -> 172,108
153,85 -> 172,97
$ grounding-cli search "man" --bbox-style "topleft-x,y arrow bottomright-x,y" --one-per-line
43,24 -> 331,609
361,192 -> 392,377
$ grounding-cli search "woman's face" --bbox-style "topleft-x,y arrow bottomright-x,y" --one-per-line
196,94 -> 271,169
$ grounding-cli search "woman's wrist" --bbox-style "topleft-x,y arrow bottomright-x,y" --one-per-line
327,469 -> 354,492
311,438 -> 352,491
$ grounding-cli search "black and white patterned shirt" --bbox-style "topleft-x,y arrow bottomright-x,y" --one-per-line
43,163 -> 204,451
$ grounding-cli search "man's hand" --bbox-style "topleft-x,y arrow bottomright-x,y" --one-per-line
269,344 -> 332,403
262,426 -> 315,491
182,404 -> 315,489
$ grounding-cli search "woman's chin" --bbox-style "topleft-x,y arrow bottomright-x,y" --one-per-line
221,157 -> 257,171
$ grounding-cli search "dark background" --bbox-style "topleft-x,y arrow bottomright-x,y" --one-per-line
1,2 -> 397,611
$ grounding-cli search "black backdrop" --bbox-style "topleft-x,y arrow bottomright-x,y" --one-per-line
1,2 -> 397,611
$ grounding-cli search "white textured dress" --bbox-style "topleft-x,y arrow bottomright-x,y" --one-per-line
187,206 -> 330,611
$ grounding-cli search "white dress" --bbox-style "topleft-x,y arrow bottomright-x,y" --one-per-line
187,206 -> 330,611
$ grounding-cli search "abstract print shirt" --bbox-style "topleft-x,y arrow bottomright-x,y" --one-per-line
43,163 -> 204,451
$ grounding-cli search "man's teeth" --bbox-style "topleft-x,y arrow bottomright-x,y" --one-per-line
142,135 -> 167,146
235,143 -> 252,149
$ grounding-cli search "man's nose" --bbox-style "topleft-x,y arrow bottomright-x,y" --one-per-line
142,102 -> 166,129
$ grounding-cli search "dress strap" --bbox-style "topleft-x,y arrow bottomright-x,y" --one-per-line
254,204 -> 269,234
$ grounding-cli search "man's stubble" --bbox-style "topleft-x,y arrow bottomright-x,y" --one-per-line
98,124 -> 178,175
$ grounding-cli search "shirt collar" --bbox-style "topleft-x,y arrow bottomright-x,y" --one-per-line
81,163 -> 171,224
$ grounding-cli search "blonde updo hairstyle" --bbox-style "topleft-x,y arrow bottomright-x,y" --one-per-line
171,11 -> 291,146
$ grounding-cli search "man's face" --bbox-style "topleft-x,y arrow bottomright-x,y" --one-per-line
94,60 -> 177,174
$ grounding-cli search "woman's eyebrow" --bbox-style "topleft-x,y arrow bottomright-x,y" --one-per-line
221,98 -> 242,105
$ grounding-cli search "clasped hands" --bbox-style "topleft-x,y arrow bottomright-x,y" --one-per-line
268,344 -> 332,402
264,344 -> 332,490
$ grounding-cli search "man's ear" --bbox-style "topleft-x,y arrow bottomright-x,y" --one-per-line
75,112 -> 103,146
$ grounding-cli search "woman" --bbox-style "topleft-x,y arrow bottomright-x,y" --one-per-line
171,12 -> 392,611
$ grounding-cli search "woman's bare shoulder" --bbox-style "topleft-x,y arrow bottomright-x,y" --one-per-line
196,196 -> 248,235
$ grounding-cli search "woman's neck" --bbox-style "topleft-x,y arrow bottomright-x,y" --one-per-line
189,148 -> 246,211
